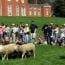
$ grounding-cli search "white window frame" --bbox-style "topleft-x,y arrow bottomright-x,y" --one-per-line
46,8 -> 49,16
34,11 -> 36,16
29,10 -> 32,16
38,8 -> 41,16
16,3 -> 19,16
38,11 -> 41,16
8,2 -> 12,16
21,6 -> 26,16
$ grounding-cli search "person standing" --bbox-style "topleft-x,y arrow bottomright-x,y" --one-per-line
42,24 -> 48,45
11,24 -> 19,43
0,25 -> 4,43
23,24 -> 30,43
30,21 -> 38,43
47,24 -> 52,45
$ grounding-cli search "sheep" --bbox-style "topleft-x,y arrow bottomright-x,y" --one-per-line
0,45 -> 5,60
0,44 -> 19,61
0,45 -> 4,54
18,43 -> 35,60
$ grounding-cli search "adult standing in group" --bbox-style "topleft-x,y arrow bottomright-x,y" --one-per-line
19,22 -> 25,43
42,24 -> 52,45
42,24 -> 48,45
60,24 -> 65,46
47,24 -> 53,45
11,24 -> 19,43
30,21 -> 38,43
23,24 -> 30,43
0,25 -> 4,43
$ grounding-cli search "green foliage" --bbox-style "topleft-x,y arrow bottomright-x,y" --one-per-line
54,0 -> 65,17
28,0 -> 34,4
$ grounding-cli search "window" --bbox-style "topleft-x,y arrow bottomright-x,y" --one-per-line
8,0 -> 11,1
21,0 -> 24,3
21,6 -> 26,16
29,7 -> 33,16
38,11 -> 41,16
34,7 -> 36,10
46,8 -> 49,16
16,0 -> 18,2
38,8 -> 40,10
38,8 -> 41,16
16,4 -> 19,16
34,11 -> 36,16
8,2 -> 12,16
29,10 -> 32,16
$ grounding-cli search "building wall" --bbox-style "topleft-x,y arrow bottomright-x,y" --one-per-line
0,0 -> 2,16
43,6 -> 52,17
2,0 -> 8,16
0,0 -> 52,17
29,5 -> 41,16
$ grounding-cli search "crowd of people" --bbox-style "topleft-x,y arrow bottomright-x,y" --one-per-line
0,21 -> 37,45
42,23 -> 65,46
0,21 -> 65,47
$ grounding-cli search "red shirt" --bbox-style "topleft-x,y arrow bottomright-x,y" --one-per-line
0,27 -> 3,34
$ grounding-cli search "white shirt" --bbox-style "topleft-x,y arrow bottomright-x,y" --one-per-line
12,27 -> 19,33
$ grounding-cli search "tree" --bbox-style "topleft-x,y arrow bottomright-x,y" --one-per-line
28,0 -> 55,4
54,0 -> 65,17
37,0 -> 44,4
28,0 -> 34,4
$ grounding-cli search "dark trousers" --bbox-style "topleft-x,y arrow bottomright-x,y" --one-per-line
47,36 -> 52,45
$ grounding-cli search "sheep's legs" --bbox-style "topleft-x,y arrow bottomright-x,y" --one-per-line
33,50 -> 35,58
6,56 -> 8,61
33,53 -> 35,58
22,52 -> 25,60
2,54 -> 6,61
2,56 -> 4,61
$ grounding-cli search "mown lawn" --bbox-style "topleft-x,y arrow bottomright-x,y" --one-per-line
0,45 -> 65,65
0,16 -> 65,35
0,16 -> 65,65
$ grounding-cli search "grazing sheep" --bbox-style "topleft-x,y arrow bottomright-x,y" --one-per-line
18,43 -> 35,60
0,45 -> 4,54
0,44 -> 19,60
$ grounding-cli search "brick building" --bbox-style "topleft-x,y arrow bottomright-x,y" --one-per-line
0,0 -> 52,17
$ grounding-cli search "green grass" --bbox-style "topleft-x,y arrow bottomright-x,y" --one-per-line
0,16 -> 65,65
0,16 -> 65,35
0,45 -> 65,65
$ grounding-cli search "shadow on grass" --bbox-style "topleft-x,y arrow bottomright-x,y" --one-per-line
59,56 -> 65,59
0,51 -> 33,60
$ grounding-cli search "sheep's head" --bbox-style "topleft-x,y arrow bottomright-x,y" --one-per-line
14,44 -> 20,52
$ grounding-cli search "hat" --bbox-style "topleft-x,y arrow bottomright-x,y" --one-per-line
64,24 -> 65,26
50,23 -> 53,25
25,24 -> 28,26
12,24 -> 15,26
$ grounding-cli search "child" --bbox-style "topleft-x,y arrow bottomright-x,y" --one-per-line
35,36 -> 45,45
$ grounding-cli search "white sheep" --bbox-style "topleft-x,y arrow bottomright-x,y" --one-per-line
0,45 -> 4,54
0,44 -> 19,60
18,43 -> 35,60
